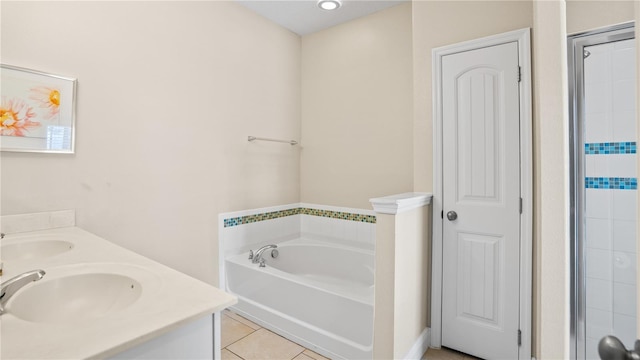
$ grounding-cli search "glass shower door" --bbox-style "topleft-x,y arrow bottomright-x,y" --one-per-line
570,25 -> 638,360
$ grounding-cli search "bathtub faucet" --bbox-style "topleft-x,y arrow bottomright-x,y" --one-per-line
0,269 -> 46,315
252,244 -> 278,264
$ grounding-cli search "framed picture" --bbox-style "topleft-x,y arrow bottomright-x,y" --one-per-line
1,64 -> 77,153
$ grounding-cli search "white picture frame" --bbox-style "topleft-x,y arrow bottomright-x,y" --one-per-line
1,64 -> 77,153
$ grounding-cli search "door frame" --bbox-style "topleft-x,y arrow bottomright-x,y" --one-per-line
431,28 -> 533,360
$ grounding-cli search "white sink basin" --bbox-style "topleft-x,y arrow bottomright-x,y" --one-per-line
8,273 -> 142,323
2,240 -> 74,261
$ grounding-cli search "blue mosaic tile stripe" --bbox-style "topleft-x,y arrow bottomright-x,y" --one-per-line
585,177 -> 637,190
585,142 -> 636,155
224,207 -> 376,227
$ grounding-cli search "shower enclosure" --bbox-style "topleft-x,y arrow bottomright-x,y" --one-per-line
569,24 -> 638,360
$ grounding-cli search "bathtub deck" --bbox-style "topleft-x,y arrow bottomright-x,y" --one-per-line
221,310 -> 331,360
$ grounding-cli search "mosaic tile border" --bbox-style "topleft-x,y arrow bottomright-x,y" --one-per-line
585,142 -> 636,155
299,208 -> 376,223
223,208 -> 299,227
585,177 -> 637,190
223,207 -> 376,228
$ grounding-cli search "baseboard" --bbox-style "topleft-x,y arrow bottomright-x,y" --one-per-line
403,327 -> 431,360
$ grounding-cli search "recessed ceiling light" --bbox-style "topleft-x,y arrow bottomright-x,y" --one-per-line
317,0 -> 341,11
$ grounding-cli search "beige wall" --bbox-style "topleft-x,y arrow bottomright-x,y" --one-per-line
300,3 -> 413,209
0,1 -> 301,285
412,1 -> 534,194
566,0 -> 635,35
533,1 -> 571,358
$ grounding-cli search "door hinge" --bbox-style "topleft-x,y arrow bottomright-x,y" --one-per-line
517,66 -> 522,83
441,210 -> 444,219
519,198 -> 523,214
518,329 -> 522,346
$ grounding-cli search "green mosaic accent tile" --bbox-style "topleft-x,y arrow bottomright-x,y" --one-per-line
224,208 -> 300,227
223,207 -> 375,227
299,208 -> 376,224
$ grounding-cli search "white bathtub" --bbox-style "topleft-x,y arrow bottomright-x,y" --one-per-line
225,238 -> 374,359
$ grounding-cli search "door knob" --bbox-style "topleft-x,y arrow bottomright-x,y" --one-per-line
598,335 -> 640,360
446,211 -> 458,221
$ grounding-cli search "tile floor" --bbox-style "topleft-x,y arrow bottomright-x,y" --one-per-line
221,309 -> 331,360
422,347 -> 481,360
221,309 -> 480,360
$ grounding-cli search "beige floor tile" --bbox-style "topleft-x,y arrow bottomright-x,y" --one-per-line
227,328 -> 305,360
463,354 -> 482,360
423,347 -> 467,360
302,349 -> 331,360
293,353 -> 315,360
225,310 -> 262,330
222,314 -> 256,348
222,349 -> 243,360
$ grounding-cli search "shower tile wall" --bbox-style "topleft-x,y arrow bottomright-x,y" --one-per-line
584,39 -> 637,359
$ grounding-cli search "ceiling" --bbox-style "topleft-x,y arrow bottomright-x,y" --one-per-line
236,0 -> 408,36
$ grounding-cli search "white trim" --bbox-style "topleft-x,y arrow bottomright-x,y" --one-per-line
402,327 -> 431,360
369,192 -> 433,214
218,203 -> 299,219
431,28 -> 533,360
218,203 -> 375,219
299,202 -> 376,216
518,28 -> 534,360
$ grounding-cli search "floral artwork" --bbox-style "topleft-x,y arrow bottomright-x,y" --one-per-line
30,86 -> 61,119
1,65 -> 76,153
0,97 -> 39,136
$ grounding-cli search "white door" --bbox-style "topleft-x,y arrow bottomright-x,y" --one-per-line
441,41 -> 521,360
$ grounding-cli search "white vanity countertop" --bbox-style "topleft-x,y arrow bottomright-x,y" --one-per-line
0,226 -> 237,359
